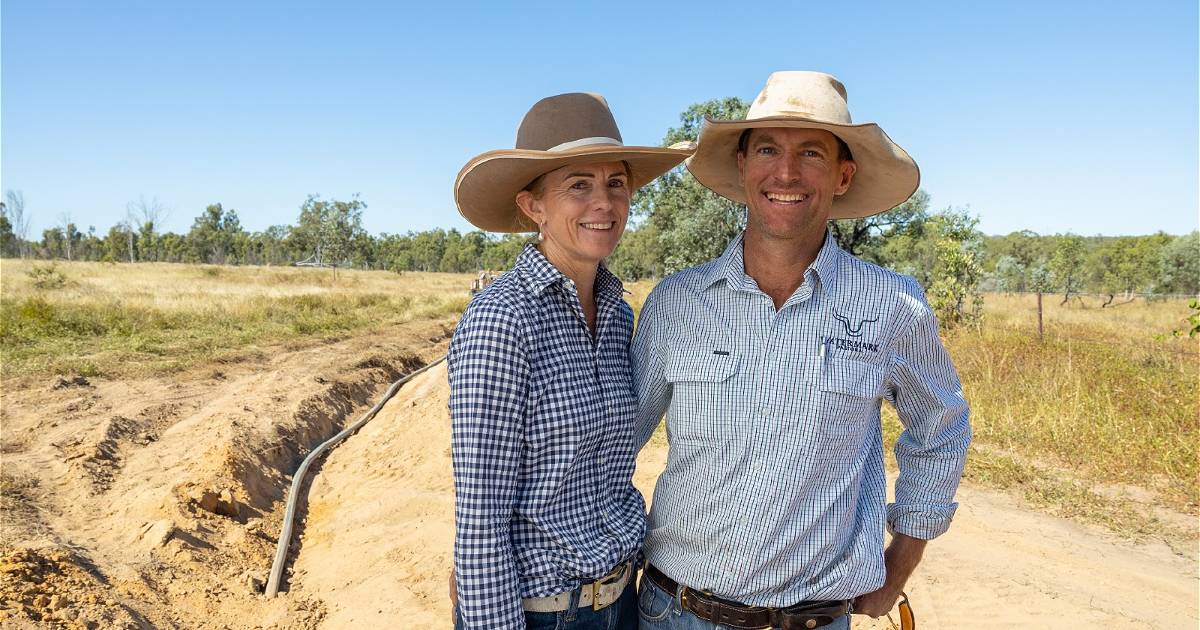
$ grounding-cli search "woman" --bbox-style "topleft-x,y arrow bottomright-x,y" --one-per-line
449,92 -> 691,629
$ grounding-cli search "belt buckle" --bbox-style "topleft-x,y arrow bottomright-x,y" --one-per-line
591,561 -> 627,611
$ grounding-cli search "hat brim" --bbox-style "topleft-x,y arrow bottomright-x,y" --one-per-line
685,116 -> 920,219
455,145 -> 692,232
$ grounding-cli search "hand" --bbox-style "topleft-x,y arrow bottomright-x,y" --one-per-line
448,568 -> 457,607
854,533 -> 926,618
852,584 -> 901,618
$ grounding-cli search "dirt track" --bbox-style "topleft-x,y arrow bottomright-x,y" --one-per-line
297,364 -> 1198,629
2,326 -> 1197,629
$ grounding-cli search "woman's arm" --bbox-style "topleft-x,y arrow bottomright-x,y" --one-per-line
449,305 -> 531,629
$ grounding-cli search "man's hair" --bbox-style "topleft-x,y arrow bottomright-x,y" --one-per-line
737,128 -> 853,163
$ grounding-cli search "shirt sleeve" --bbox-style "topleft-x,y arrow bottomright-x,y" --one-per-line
885,296 -> 972,540
632,289 -> 672,451
449,305 -> 530,629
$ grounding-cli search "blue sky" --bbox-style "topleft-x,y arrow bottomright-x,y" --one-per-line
3,1 -> 1197,238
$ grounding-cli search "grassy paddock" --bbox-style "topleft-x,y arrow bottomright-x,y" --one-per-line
943,294 -> 1196,512
0,260 -> 472,381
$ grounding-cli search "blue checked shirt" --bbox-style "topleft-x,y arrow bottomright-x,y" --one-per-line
449,244 -> 645,629
632,231 -> 971,606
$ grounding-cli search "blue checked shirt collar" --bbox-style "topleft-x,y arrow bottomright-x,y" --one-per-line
702,229 -> 843,299
515,243 -> 626,303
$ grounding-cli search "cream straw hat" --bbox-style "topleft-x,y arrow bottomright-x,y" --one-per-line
686,71 -> 919,218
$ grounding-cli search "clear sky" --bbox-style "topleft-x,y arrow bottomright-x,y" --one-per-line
3,1 -> 1197,239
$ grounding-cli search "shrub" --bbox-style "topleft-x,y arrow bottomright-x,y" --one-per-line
26,263 -> 67,290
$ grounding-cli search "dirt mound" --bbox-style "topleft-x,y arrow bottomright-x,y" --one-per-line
0,546 -> 142,629
0,318 -> 453,629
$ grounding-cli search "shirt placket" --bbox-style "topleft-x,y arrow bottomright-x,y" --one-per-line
565,280 -> 622,543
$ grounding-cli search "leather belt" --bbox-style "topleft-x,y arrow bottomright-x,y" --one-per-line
644,563 -> 849,630
522,560 -> 634,613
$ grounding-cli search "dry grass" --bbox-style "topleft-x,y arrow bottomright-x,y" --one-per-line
944,294 -> 1197,512
0,260 -> 472,381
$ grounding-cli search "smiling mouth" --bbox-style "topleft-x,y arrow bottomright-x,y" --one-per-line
765,192 -> 808,204
580,222 -> 615,230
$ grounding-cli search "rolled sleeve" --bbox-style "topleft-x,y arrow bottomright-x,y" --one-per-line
886,301 -> 972,540
449,306 -> 530,629
631,290 -> 671,451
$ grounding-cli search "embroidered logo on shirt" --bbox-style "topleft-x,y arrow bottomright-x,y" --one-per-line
832,310 -> 878,338
824,336 -> 880,353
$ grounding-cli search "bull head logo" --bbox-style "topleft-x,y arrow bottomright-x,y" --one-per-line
832,310 -> 878,338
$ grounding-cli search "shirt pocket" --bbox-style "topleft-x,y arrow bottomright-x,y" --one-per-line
663,344 -> 740,444
814,358 -> 887,457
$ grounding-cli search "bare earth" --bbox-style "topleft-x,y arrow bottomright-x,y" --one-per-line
2,332 -> 1197,628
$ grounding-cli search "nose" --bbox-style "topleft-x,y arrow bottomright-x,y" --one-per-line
775,151 -> 802,182
593,184 -> 627,213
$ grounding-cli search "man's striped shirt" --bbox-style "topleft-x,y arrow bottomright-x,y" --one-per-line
632,230 -> 971,606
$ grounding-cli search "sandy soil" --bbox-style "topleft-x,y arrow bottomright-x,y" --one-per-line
295,364 -> 1198,629
2,327 -> 1196,629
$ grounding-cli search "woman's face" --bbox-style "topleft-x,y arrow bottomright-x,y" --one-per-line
515,160 -> 630,275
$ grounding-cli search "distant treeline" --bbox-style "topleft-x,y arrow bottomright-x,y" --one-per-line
2,192 -> 1196,300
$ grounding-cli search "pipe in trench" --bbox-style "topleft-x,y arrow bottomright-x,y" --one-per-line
265,355 -> 448,598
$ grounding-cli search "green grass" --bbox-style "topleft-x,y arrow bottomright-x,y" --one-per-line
0,260 -> 474,381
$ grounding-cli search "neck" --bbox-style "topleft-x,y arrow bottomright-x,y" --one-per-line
536,244 -> 599,295
742,227 -> 827,310
535,244 -> 600,329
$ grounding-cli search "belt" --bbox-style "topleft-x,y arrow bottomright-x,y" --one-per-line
644,563 -> 849,630
522,560 -> 634,613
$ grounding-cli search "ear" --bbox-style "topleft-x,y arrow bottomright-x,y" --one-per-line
515,190 -> 543,228
736,150 -> 746,188
834,160 -> 857,196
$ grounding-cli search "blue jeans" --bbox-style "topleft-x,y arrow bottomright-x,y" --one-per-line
455,580 -> 638,630
636,575 -> 849,630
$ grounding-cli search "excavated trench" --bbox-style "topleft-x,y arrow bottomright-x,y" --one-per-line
0,322 -> 452,629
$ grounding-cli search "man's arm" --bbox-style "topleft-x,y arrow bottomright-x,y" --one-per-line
449,307 -> 530,629
631,289 -> 671,451
852,533 -> 925,616
859,295 -> 971,616
887,301 -> 971,538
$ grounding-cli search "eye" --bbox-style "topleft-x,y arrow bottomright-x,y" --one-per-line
570,180 -> 591,190
756,146 -> 777,156
803,149 -> 822,158
608,178 -> 627,188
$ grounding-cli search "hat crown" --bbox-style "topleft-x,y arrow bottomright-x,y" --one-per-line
746,71 -> 853,125
515,92 -> 624,151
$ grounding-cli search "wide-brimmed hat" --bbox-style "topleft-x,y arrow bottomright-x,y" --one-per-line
455,92 -> 692,232
686,71 -> 919,219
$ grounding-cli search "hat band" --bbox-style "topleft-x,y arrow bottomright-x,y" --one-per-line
547,136 -> 623,152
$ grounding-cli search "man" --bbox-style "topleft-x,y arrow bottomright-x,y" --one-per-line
632,71 -> 971,630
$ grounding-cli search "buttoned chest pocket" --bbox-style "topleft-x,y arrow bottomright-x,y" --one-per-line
664,346 -> 740,444
814,359 -> 888,458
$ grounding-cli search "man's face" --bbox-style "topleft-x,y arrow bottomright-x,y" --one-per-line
737,127 -> 856,242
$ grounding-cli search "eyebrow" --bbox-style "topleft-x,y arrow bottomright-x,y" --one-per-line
565,170 -> 627,179
751,135 -> 830,151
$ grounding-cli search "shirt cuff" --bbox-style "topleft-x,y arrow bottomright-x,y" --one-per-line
886,502 -> 958,540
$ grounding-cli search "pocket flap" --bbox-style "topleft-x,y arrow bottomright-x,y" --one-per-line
665,347 -> 740,383
819,359 -> 886,398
